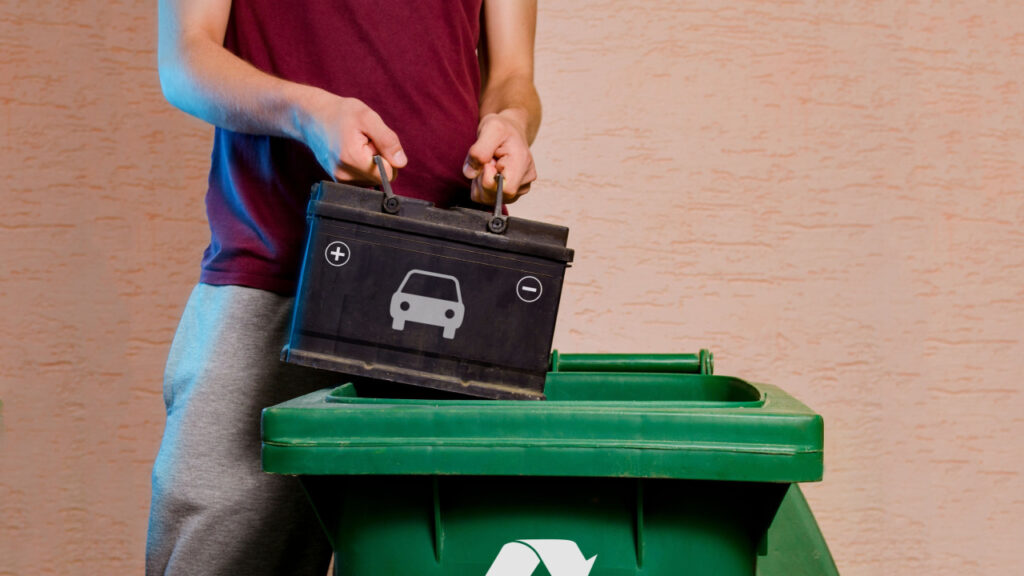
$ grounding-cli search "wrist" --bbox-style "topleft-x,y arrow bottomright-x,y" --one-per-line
288,85 -> 334,144
484,108 -> 530,139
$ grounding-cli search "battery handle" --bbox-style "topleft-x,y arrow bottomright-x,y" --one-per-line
487,173 -> 508,234
374,155 -> 401,214
375,154 -> 508,234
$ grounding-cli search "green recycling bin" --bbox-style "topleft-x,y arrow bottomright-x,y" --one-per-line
262,352 -> 831,575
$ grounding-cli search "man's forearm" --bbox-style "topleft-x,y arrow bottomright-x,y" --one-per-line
159,35 -> 327,142
158,0 -> 406,184
479,74 -> 542,145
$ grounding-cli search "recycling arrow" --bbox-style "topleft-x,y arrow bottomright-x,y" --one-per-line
485,539 -> 597,576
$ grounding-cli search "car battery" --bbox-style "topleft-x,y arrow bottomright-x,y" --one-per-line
282,170 -> 574,400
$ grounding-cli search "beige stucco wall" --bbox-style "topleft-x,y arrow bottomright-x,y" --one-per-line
2,1 -> 1022,574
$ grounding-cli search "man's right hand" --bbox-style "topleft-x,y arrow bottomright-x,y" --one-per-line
299,92 -> 407,185
159,0 -> 406,185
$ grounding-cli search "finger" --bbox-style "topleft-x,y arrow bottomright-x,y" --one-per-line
371,154 -> 397,185
494,155 -> 531,203
334,163 -> 384,184
493,148 -> 530,176
470,175 -> 495,205
506,182 -> 531,204
470,164 -> 500,205
496,155 -> 536,204
480,162 -> 501,205
510,161 -> 537,201
501,171 -> 522,204
337,133 -> 390,183
335,143 -> 399,186
360,109 -> 407,171
463,128 -> 506,179
522,159 -> 537,185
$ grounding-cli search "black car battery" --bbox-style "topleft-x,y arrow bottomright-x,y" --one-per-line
282,167 -> 574,400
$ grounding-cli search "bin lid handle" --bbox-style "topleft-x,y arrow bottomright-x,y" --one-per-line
550,350 -> 715,375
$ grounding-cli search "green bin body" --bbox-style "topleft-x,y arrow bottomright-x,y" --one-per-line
262,354 -> 833,575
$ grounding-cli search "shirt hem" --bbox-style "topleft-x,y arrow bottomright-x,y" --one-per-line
199,269 -> 298,296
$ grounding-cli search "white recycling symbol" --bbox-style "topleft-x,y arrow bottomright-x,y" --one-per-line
485,539 -> 597,576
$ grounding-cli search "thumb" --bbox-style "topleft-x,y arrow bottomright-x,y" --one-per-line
463,128 -> 504,179
362,111 -> 408,171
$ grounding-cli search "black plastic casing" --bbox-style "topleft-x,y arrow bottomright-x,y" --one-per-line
283,181 -> 574,400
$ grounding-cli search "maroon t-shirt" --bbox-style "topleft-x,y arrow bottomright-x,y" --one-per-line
200,0 -> 483,293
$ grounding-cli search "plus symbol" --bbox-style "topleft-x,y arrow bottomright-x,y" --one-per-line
330,246 -> 346,262
324,241 -> 351,267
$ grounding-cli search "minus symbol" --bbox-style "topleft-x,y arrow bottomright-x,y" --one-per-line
522,286 -> 538,293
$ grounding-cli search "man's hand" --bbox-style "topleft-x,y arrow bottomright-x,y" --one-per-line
300,92 -> 407,184
469,0 -> 541,207
159,0 -> 406,185
464,109 -> 537,205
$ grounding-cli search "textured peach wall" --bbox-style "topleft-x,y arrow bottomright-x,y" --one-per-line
2,1 -> 1022,575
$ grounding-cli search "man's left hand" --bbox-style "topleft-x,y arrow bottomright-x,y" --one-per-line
463,109 -> 537,206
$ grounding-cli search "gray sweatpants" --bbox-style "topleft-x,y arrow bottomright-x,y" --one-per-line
146,284 -> 335,575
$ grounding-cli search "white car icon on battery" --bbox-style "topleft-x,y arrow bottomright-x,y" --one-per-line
390,269 -> 465,339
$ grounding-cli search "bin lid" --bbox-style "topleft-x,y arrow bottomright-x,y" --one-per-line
262,356 -> 823,483
308,181 -> 575,263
